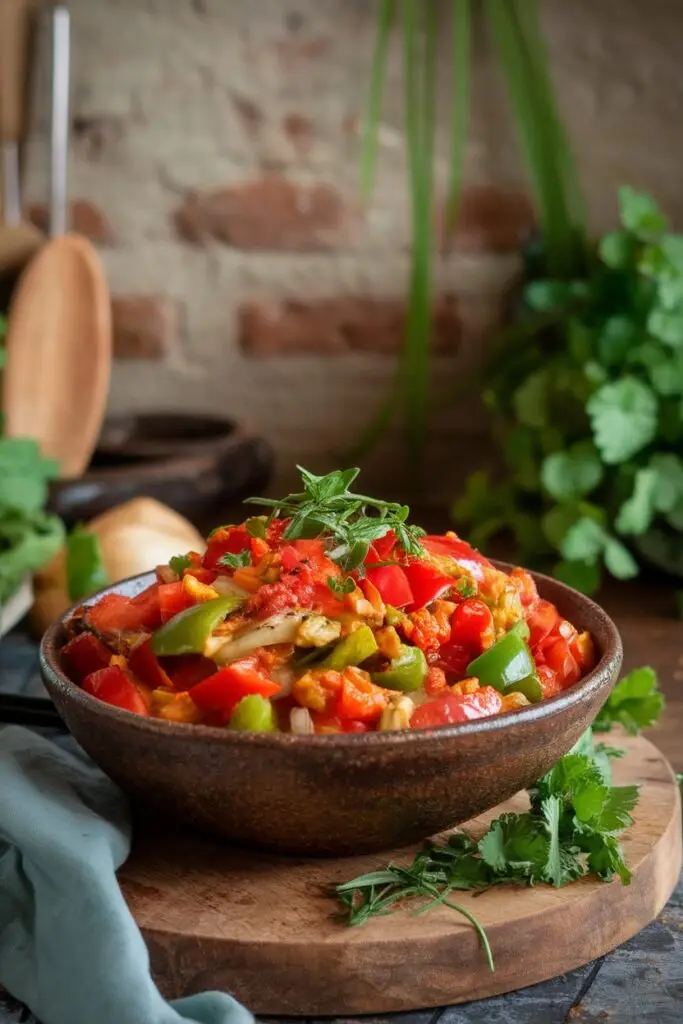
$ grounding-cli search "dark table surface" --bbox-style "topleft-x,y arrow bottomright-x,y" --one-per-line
1,575 -> 682,1024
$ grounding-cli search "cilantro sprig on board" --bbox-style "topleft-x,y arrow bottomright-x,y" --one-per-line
335,667 -> 664,970
247,466 -> 425,571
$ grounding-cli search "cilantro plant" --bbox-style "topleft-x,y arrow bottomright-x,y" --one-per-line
455,187 -> 683,593
0,315 -> 65,604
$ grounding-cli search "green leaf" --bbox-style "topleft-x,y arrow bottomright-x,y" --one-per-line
593,666 -> 664,734
478,812 -> 548,880
647,306 -> 683,347
512,369 -> 550,428
169,554 -> 192,576
603,537 -> 638,579
599,230 -> 639,270
593,786 -> 639,833
66,525 -> 108,602
649,351 -> 683,396
583,360 -> 608,386
649,453 -> 683,513
541,442 -> 603,502
524,280 -> 572,312
218,549 -> 251,569
579,832 -> 631,884
572,780 -> 609,823
0,511 -> 65,603
542,501 -> 604,550
597,316 -> 639,366
552,558 -> 600,595
619,186 -> 666,240
586,378 -> 658,464
615,467 -> 658,535
559,517 -> 605,563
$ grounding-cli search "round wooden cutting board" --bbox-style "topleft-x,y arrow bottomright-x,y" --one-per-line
119,732 -> 681,1016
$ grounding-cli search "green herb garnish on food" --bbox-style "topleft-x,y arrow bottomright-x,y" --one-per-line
218,549 -> 252,570
327,575 -> 356,597
335,668 -> 664,968
169,553 -> 193,576
247,466 -> 426,571
66,525 -> 108,602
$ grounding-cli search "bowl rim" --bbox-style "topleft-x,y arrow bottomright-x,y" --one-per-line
40,563 -> 622,749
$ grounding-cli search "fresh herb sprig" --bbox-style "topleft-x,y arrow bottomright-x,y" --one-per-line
335,667 -> 663,968
247,466 -> 426,571
593,665 -> 664,735
218,550 -> 251,570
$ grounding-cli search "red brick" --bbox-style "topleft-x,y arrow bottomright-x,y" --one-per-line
440,186 -> 536,253
239,296 -> 461,357
282,113 -> 314,154
111,295 -> 180,359
174,177 -> 354,250
26,199 -> 116,245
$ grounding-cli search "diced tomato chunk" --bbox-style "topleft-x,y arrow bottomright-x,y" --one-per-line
527,600 -> 559,649
129,637 -> 173,690
536,663 -> 561,699
364,565 -> 413,608
410,686 -> 502,728
189,659 -> 282,721
158,582 -> 194,623
438,641 -> 472,677
279,545 -> 300,572
160,654 -> 217,691
450,598 -> 495,654
402,562 -> 453,611
332,667 -> 388,723
203,527 -> 251,571
421,534 -> 492,581
127,584 -> 163,630
61,632 -> 111,683
86,589 -> 161,634
510,567 -> 539,611
542,636 -> 581,688
82,665 -> 150,715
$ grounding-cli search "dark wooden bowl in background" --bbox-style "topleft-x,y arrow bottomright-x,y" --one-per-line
40,564 -> 623,857
47,413 -> 273,531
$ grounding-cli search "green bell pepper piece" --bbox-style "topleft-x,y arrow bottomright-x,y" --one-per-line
505,674 -> 543,703
508,618 -> 530,642
384,605 -> 404,627
467,629 -> 534,693
321,624 -> 378,670
229,694 -> 277,732
371,644 -> 426,692
150,596 -> 243,656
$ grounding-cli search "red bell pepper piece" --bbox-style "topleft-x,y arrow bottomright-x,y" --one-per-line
86,589 -> 160,635
410,686 -> 502,728
365,529 -> 397,564
203,527 -> 251,571
332,667 -> 388,723
158,582 -> 194,623
127,584 -> 163,631
527,600 -> 559,649
129,637 -> 173,690
61,632 -> 111,684
189,659 -> 282,720
279,545 -> 300,572
82,666 -> 150,716
160,654 -> 217,691
450,598 -> 495,653
402,562 -> 453,610
364,565 -> 413,608
536,663 -> 561,699
421,535 -> 492,582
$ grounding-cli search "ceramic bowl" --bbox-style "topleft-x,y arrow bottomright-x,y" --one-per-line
40,566 -> 622,856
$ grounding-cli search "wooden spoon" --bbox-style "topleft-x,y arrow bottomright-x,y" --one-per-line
1,7 -> 111,478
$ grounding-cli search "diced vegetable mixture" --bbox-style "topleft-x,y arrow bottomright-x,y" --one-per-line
60,467 -> 596,733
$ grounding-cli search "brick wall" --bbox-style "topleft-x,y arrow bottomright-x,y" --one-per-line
22,0 -> 683,502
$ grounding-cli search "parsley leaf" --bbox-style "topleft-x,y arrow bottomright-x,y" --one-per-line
327,576 -> 355,597
615,468 -> 658,535
478,812 -> 548,881
66,525 -> 108,601
455,577 -> 477,598
541,443 -> 603,502
586,378 -> 658,465
169,554 -> 192,576
593,666 -> 665,735
218,549 -> 251,570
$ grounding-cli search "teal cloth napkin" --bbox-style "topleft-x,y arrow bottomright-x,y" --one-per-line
0,726 -> 255,1024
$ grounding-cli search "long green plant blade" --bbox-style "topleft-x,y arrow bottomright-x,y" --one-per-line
485,0 -> 572,277
402,0 -> 437,463
445,0 -> 472,234
360,0 -> 395,201
512,0 -> 586,246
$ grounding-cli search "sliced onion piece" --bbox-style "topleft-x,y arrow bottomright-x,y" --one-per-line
205,611 -> 310,665
290,707 -> 315,735
213,575 -> 251,599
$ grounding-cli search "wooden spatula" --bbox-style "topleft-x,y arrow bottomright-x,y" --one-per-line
1,6 -> 112,479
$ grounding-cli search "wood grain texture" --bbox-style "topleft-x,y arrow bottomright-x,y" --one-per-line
117,732 -> 682,1017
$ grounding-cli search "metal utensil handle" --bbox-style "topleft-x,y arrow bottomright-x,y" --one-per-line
49,6 -> 70,238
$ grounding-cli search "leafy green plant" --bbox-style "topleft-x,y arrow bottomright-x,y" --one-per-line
355,0 -> 585,462
0,316 -> 65,604
455,187 -> 683,592
335,666 -> 663,966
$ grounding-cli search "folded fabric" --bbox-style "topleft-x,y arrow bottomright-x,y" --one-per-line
0,726 -> 254,1024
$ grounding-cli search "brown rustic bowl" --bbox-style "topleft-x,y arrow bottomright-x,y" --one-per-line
40,565 -> 622,856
